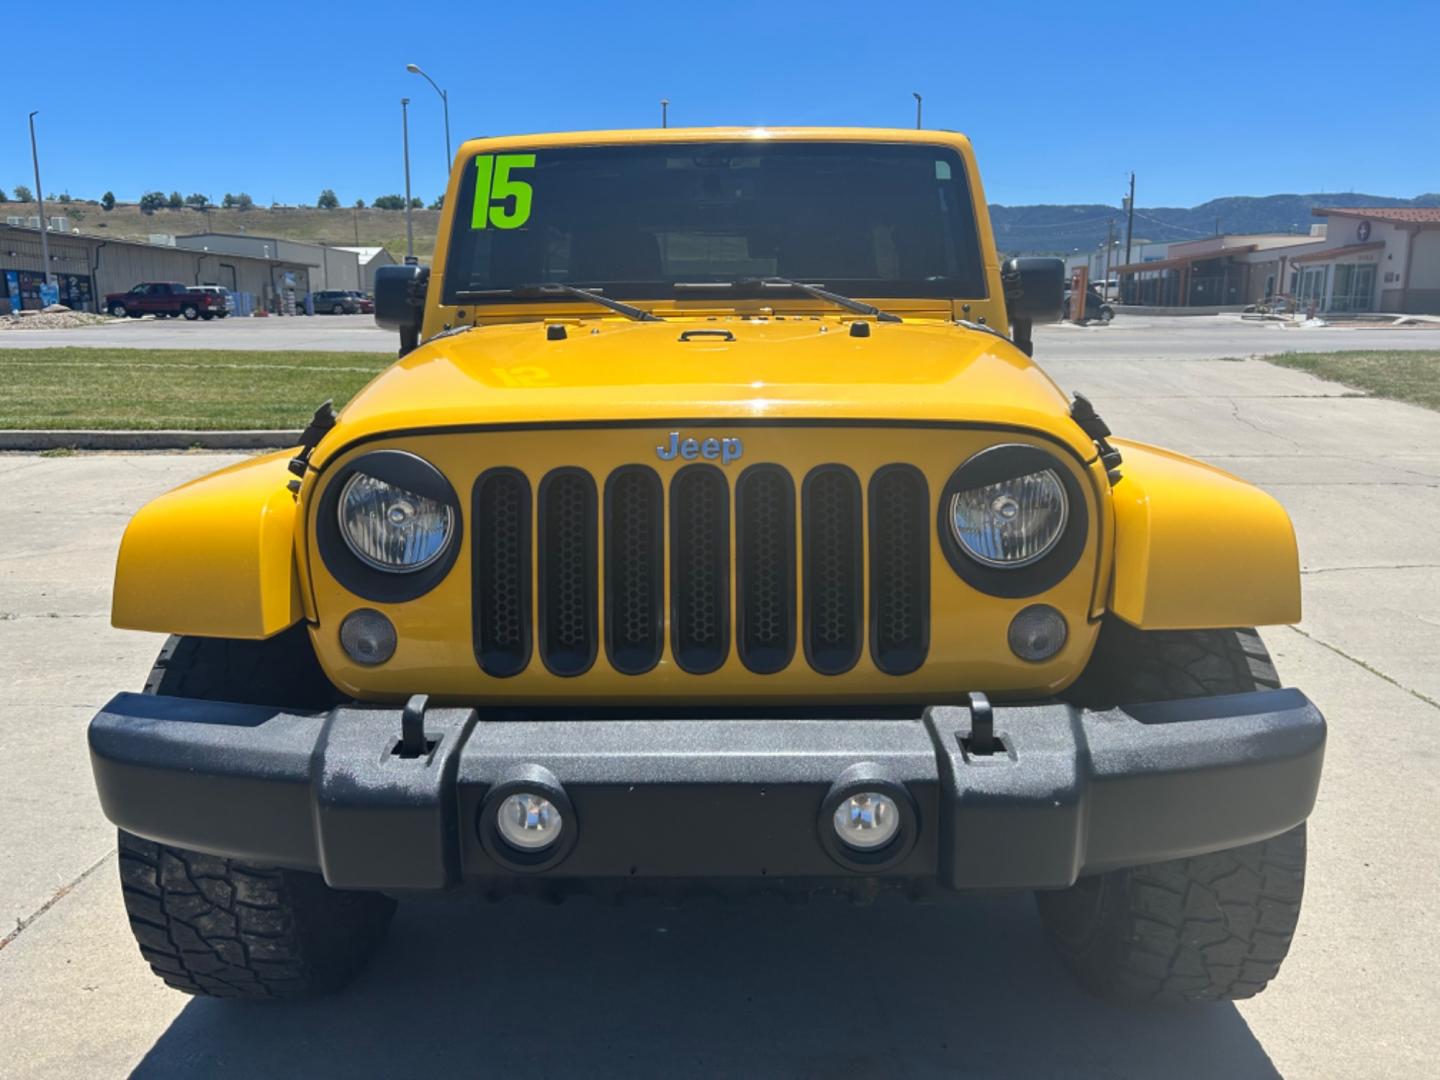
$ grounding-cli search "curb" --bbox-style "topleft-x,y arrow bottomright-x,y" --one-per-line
0,430 -> 301,451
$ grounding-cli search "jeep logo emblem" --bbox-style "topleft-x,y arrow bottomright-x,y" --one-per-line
655,432 -> 744,465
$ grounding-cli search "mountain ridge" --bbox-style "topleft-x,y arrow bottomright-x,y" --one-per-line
991,192 -> 1440,255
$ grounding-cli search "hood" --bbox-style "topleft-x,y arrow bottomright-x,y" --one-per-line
316,317 -> 1089,464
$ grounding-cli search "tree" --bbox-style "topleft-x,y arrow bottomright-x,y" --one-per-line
139,191 -> 167,214
57,192 -> 72,204
167,191 -> 184,209
0,190 -> 9,204
14,184 -> 33,202
372,194 -> 407,210
221,192 -> 236,208
317,189 -> 339,210
410,197 -> 424,209
429,194 -> 445,210
185,193 -> 209,208
235,192 -> 254,211
354,198 -> 365,209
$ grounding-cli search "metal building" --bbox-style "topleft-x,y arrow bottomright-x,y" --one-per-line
173,233 -> 364,292
1,223 -> 312,314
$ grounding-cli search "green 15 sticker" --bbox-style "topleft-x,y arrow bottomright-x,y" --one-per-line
471,154 -> 536,230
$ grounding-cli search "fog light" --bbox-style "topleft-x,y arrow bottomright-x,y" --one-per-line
339,608 -> 397,665
1008,604 -> 1067,662
832,792 -> 900,850
496,792 -> 564,851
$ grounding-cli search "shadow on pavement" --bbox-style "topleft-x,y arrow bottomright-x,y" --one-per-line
131,891 -> 1277,1078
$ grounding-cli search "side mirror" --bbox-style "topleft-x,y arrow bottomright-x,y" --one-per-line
374,263 -> 430,356
1000,256 -> 1064,357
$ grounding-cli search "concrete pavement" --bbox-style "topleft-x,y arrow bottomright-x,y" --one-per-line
2,309 -> 1439,360
2,328 -> 1438,1077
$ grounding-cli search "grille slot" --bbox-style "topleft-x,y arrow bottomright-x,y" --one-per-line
868,465 -> 930,675
537,468 -> 597,676
669,464 -> 730,674
803,465 -> 864,675
472,468 -> 532,677
605,466 -> 664,675
736,464 -> 796,674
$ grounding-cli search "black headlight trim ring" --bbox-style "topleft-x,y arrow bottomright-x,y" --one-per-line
937,443 -> 1088,599
317,449 -> 464,603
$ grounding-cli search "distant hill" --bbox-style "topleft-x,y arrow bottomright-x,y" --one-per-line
2,200 -> 438,259
9,192 -> 1440,262
992,193 -> 1440,255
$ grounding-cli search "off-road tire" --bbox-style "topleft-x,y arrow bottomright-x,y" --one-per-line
118,830 -> 395,1000
118,625 -> 391,999
1038,622 -> 1307,1003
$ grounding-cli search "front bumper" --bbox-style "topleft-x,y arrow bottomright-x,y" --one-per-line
89,690 -> 1324,893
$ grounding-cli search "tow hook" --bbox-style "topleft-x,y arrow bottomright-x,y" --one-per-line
396,693 -> 433,759
964,691 -> 998,755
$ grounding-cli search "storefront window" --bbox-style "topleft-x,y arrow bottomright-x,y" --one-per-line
1329,263 -> 1375,313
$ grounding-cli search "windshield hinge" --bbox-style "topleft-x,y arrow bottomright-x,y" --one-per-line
287,400 -> 337,480
1070,393 -> 1123,485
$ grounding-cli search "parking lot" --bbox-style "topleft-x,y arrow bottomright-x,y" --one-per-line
3,318 -> 1438,1077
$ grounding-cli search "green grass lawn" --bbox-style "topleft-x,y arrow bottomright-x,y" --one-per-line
1263,349 -> 1440,412
0,348 -> 392,429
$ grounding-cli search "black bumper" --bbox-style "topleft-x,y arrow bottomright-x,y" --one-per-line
89,690 -> 1325,893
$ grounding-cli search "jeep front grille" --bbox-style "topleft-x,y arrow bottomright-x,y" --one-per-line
473,462 -> 932,679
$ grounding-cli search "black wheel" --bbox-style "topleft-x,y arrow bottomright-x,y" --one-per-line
109,303 -> 127,317
332,303 -> 345,315
1038,622 -> 1308,1003
181,304 -> 199,320
201,312 -> 215,320
1100,305 -> 1114,323
118,627 -> 392,1000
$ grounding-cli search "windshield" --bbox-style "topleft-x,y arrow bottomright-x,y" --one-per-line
441,141 -> 987,306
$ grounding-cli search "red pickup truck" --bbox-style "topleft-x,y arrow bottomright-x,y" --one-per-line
105,282 -> 227,321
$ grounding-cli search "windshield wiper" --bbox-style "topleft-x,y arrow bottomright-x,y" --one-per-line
455,283 -> 662,322
676,276 -> 901,322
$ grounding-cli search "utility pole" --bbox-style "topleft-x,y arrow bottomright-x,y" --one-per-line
661,99 -> 669,128
913,92 -> 923,129
353,205 -> 360,246
1123,171 -> 1136,269
1104,218 -> 1115,297
401,98 -> 415,263
28,111 -> 53,288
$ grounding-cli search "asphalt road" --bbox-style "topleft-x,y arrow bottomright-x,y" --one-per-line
3,323 -> 1438,1077
1,309 -> 1438,360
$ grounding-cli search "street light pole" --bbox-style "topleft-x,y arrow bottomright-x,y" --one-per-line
661,99 -> 669,128
401,98 -> 416,263
913,92 -> 922,129
28,111 -> 53,288
406,63 -> 451,167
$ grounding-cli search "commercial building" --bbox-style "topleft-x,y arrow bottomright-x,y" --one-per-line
172,233 -> 365,293
1282,208 -> 1440,314
1111,233 -> 1319,308
1,223 -> 311,315
334,246 -> 397,292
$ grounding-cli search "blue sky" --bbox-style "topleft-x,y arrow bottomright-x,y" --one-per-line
5,0 -> 1437,210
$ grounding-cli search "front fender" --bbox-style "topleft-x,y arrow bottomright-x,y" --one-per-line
1109,439 -> 1300,630
113,450 -> 304,639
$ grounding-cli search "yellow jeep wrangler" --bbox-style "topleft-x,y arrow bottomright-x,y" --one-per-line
90,128 -> 1324,1003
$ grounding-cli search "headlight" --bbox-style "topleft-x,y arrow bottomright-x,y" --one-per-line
948,467 -> 1068,567
339,469 -> 455,572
